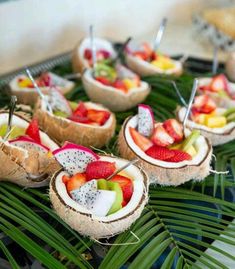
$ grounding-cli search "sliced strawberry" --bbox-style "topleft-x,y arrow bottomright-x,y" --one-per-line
38,72 -> 51,87
87,109 -> 111,126
129,127 -> 153,151
112,79 -> 128,93
110,174 -> 133,202
25,119 -> 41,144
66,173 -> 86,193
122,200 -> 128,207
98,49 -> 111,59
95,76 -> 112,86
163,119 -> 183,143
73,102 -> 88,117
167,149 -> 192,162
193,95 -> 216,114
133,51 -> 149,61
210,74 -> 228,92
84,48 -> 92,60
145,145 -> 175,161
69,115 -> 91,124
86,161 -> 116,181
199,85 -> 211,92
151,124 -> 174,147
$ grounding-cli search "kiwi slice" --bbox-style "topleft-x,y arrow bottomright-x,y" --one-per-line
97,179 -> 108,190
223,107 -> 235,118
0,124 -> 25,140
227,112 -> 235,123
53,111 -> 68,118
69,101 -> 78,111
181,130 -> 200,152
94,63 -> 117,82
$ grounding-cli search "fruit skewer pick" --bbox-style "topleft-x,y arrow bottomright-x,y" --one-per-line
153,17 -> 167,52
171,81 -> 187,107
3,95 -> 17,141
25,68 -> 53,113
106,158 -> 139,180
89,25 -> 96,69
183,78 -> 198,128
212,45 -> 219,76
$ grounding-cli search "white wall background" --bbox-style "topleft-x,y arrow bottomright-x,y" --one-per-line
0,0 -> 234,74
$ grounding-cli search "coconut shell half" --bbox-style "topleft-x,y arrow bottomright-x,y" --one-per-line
34,100 -> 116,148
9,73 -> 75,105
125,54 -> 183,77
50,155 -> 149,239
82,69 -> 151,112
177,106 -> 235,146
72,37 -> 117,73
198,77 -> 235,108
0,112 -> 60,187
118,115 -> 212,186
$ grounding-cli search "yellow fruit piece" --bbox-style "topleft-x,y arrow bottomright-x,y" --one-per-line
18,78 -> 33,88
47,151 -> 53,158
196,114 -> 207,125
151,55 -> 175,70
185,145 -> 197,158
123,79 -> 137,90
205,116 -> 227,128
169,143 -> 182,150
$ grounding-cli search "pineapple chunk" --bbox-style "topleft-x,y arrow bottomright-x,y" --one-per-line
205,116 -> 227,128
151,55 -> 175,70
123,79 -> 136,90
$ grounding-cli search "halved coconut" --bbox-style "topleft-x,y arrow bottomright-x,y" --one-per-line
34,100 -> 116,148
9,72 -> 75,105
0,111 -> 60,187
177,106 -> 235,146
82,69 -> 150,112
118,115 -> 212,186
125,53 -> 183,77
50,155 -> 149,239
72,37 -> 116,73
198,77 -> 235,108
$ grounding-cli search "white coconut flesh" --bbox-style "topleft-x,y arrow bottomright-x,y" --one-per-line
124,115 -> 209,168
127,54 -> 182,75
83,69 -> 149,96
0,112 -> 58,151
53,155 -> 147,222
178,107 -> 235,135
78,37 -> 117,68
9,73 -> 74,94
40,99 -> 114,129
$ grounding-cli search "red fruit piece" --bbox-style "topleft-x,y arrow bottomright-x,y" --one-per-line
96,76 -> 112,86
25,119 -> 41,144
87,109 -> 111,126
151,124 -> 174,147
62,174 -> 70,184
163,119 -> 183,143
145,145 -> 175,161
193,95 -> 216,114
110,174 -> 133,202
86,161 -> 116,181
69,115 -> 91,124
98,49 -> 111,59
73,102 -> 88,117
112,79 -> 128,93
66,173 -> 86,193
129,127 -> 153,151
38,72 -> 51,87
133,51 -> 149,61
167,149 -> 192,162
84,48 -> 92,60
209,74 -> 228,92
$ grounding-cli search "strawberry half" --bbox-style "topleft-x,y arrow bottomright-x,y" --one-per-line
163,119 -> 183,143
66,173 -> 87,193
167,149 -> 192,162
69,115 -> 91,124
145,145 -> 175,161
129,127 -> 153,151
209,74 -> 228,92
84,48 -> 92,60
86,161 -> 116,181
96,76 -> 112,86
151,124 -> 174,147
73,102 -> 88,117
110,174 -> 133,202
87,109 -> 111,126
25,119 -> 41,144
193,95 -> 216,114
112,79 -> 128,93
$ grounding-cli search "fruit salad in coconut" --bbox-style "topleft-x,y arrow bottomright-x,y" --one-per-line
72,37 -> 116,72
34,88 -> 116,148
198,74 -> 235,108
177,94 -> 235,146
0,112 -> 60,187
9,72 -> 75,105
118,104 -> 212,186
82,62 -> 150,112
125,42 -> 183,77
50,142 -> 148,239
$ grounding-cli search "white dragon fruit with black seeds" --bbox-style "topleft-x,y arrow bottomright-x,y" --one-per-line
53,142 -> 99,175
9,136 -> 49,154
138,104 -> 154,137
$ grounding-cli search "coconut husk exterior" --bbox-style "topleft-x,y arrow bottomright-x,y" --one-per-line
50,156 -> 149,239
82,70 -> 151,112
34,100 -> 116,148
176,107 -> 235,146
125,54 -> 183,77
118,118 -> 212,186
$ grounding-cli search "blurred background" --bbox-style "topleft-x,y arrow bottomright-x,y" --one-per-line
0,0 -> 234,74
